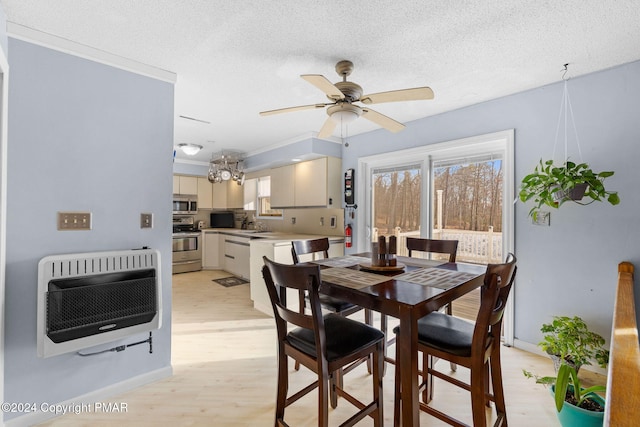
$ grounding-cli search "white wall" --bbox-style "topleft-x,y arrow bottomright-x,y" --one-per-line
4,38 -> 174,423
340,60 -> 640,347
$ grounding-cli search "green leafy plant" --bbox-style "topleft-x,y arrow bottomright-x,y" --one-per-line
539,315 -> 609,370
523,364 -> 606,412
519,159 -> 620,219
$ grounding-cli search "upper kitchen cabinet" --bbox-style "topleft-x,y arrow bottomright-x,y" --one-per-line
271,157 -> 341,208
226,180 -> 244,209
212,181 -> 227,209
197,177 -> 213,209
173,175 -> 198,195
269,164 -> 295,207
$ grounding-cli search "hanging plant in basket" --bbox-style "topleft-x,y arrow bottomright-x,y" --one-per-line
519,159 -> 620,219
519,64 -> 620,220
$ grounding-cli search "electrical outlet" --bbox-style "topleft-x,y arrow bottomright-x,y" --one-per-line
141,213 -> 153,228
58,212 -> 91,230
330,215 -> 337,228
291,217 -> 296,225
532,211 -> 551,226
320,217 -> 324,226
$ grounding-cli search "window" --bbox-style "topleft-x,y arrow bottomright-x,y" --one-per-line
257,176 -> 282,218
359,130 -> 515,342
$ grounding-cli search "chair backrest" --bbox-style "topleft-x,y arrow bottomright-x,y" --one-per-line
472,253 -> 517,354
406,237 -> 458,262
262,256 -> 327,350
291,237 -> 330,264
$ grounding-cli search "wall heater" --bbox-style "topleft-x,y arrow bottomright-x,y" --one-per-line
37,248 -> 162,358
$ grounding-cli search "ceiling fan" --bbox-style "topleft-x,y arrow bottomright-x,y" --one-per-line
259,60 -> 434,138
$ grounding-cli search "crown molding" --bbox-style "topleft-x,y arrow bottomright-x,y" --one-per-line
6,22 -> 176,84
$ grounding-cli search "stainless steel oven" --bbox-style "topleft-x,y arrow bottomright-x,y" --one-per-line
172,232 -> 202,274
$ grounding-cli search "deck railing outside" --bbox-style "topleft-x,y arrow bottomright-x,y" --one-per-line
372,227 -> 502,264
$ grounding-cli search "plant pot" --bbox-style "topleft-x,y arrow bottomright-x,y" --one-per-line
552,183 -> 588,202
551,386 -> 605,427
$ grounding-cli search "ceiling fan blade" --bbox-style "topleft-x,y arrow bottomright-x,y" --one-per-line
361,108 -> 406,133
259,103 -> 328,116
301,74 -> 345,100
360,87 -> 434,105
317,117 -> 337,138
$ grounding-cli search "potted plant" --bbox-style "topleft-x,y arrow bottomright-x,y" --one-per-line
538,315 -> 610,373
524,364 -> 606,427
519,159 -> 620,220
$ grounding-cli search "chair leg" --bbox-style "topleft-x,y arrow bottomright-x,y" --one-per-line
393,342 -> 401,427
490,350 -> 508,424
423,352 -> 435,403
373,341 -> 384,427
330,370 -> 340,409
274,352 -> 288,427
319,369 -> 330,427
470,362 -> 488,427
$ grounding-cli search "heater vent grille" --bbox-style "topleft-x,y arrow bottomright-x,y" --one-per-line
47,274 -> 157,343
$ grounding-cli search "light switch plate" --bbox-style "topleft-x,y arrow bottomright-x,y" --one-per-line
58,212 -> 91,230
330,215 -> 337,228
141,213 -> 153,229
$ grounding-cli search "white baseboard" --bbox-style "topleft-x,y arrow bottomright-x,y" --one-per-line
5,366 -> 172,427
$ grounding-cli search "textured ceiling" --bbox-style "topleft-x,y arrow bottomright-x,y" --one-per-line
2,0 -> 640,164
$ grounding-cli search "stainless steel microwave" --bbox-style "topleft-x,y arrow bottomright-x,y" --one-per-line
172,195 -> 197,215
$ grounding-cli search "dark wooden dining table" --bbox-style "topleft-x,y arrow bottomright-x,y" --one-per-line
314,253 -> 486,426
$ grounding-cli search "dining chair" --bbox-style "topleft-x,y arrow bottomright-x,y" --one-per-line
292,238 -> 374,373
393,253 -> 517,427
262,256 -> 385,427
383,238 -> 459,364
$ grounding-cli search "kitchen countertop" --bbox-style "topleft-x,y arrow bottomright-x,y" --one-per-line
202,228 -> 344,245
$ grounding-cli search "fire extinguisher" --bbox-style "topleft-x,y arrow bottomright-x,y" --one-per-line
345,224 -> 352,248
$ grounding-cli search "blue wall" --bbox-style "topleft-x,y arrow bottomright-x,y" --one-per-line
341,60 -> 640,345
4,39 -> 174,420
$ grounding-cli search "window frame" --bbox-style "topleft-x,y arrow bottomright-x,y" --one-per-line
356,129 -> 515,343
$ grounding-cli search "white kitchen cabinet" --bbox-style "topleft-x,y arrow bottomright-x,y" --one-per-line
197,177 -> 213,209
172,175 -> 180,194
269,164 -> 295,207
226,180 -> 244,209
173,175 -> 198,195
270,157 -> 341,208
249,236 -> 344,315
223,234 -> 251,278
243,178 -> 257,211
212,182 -> 227,209
202,231 -> 222,269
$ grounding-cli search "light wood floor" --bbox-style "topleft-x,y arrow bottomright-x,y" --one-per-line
37,269 -> 605,426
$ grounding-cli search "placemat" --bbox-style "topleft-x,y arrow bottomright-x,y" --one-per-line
393,267 -> 481,290
310,256 -> 372,268
320,267 -> 390,289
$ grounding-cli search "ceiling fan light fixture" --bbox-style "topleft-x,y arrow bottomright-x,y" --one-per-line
178,143 -> 203,155
328,104 -> 361,124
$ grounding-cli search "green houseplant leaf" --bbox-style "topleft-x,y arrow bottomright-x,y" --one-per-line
519,159 -> 620,218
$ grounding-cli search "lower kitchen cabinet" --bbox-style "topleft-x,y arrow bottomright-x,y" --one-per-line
222,234 -> 251,278
202,231 -> 222,269
249,236 -> 344,315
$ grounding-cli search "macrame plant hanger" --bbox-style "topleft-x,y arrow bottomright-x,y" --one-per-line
551,64 -> 584,166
